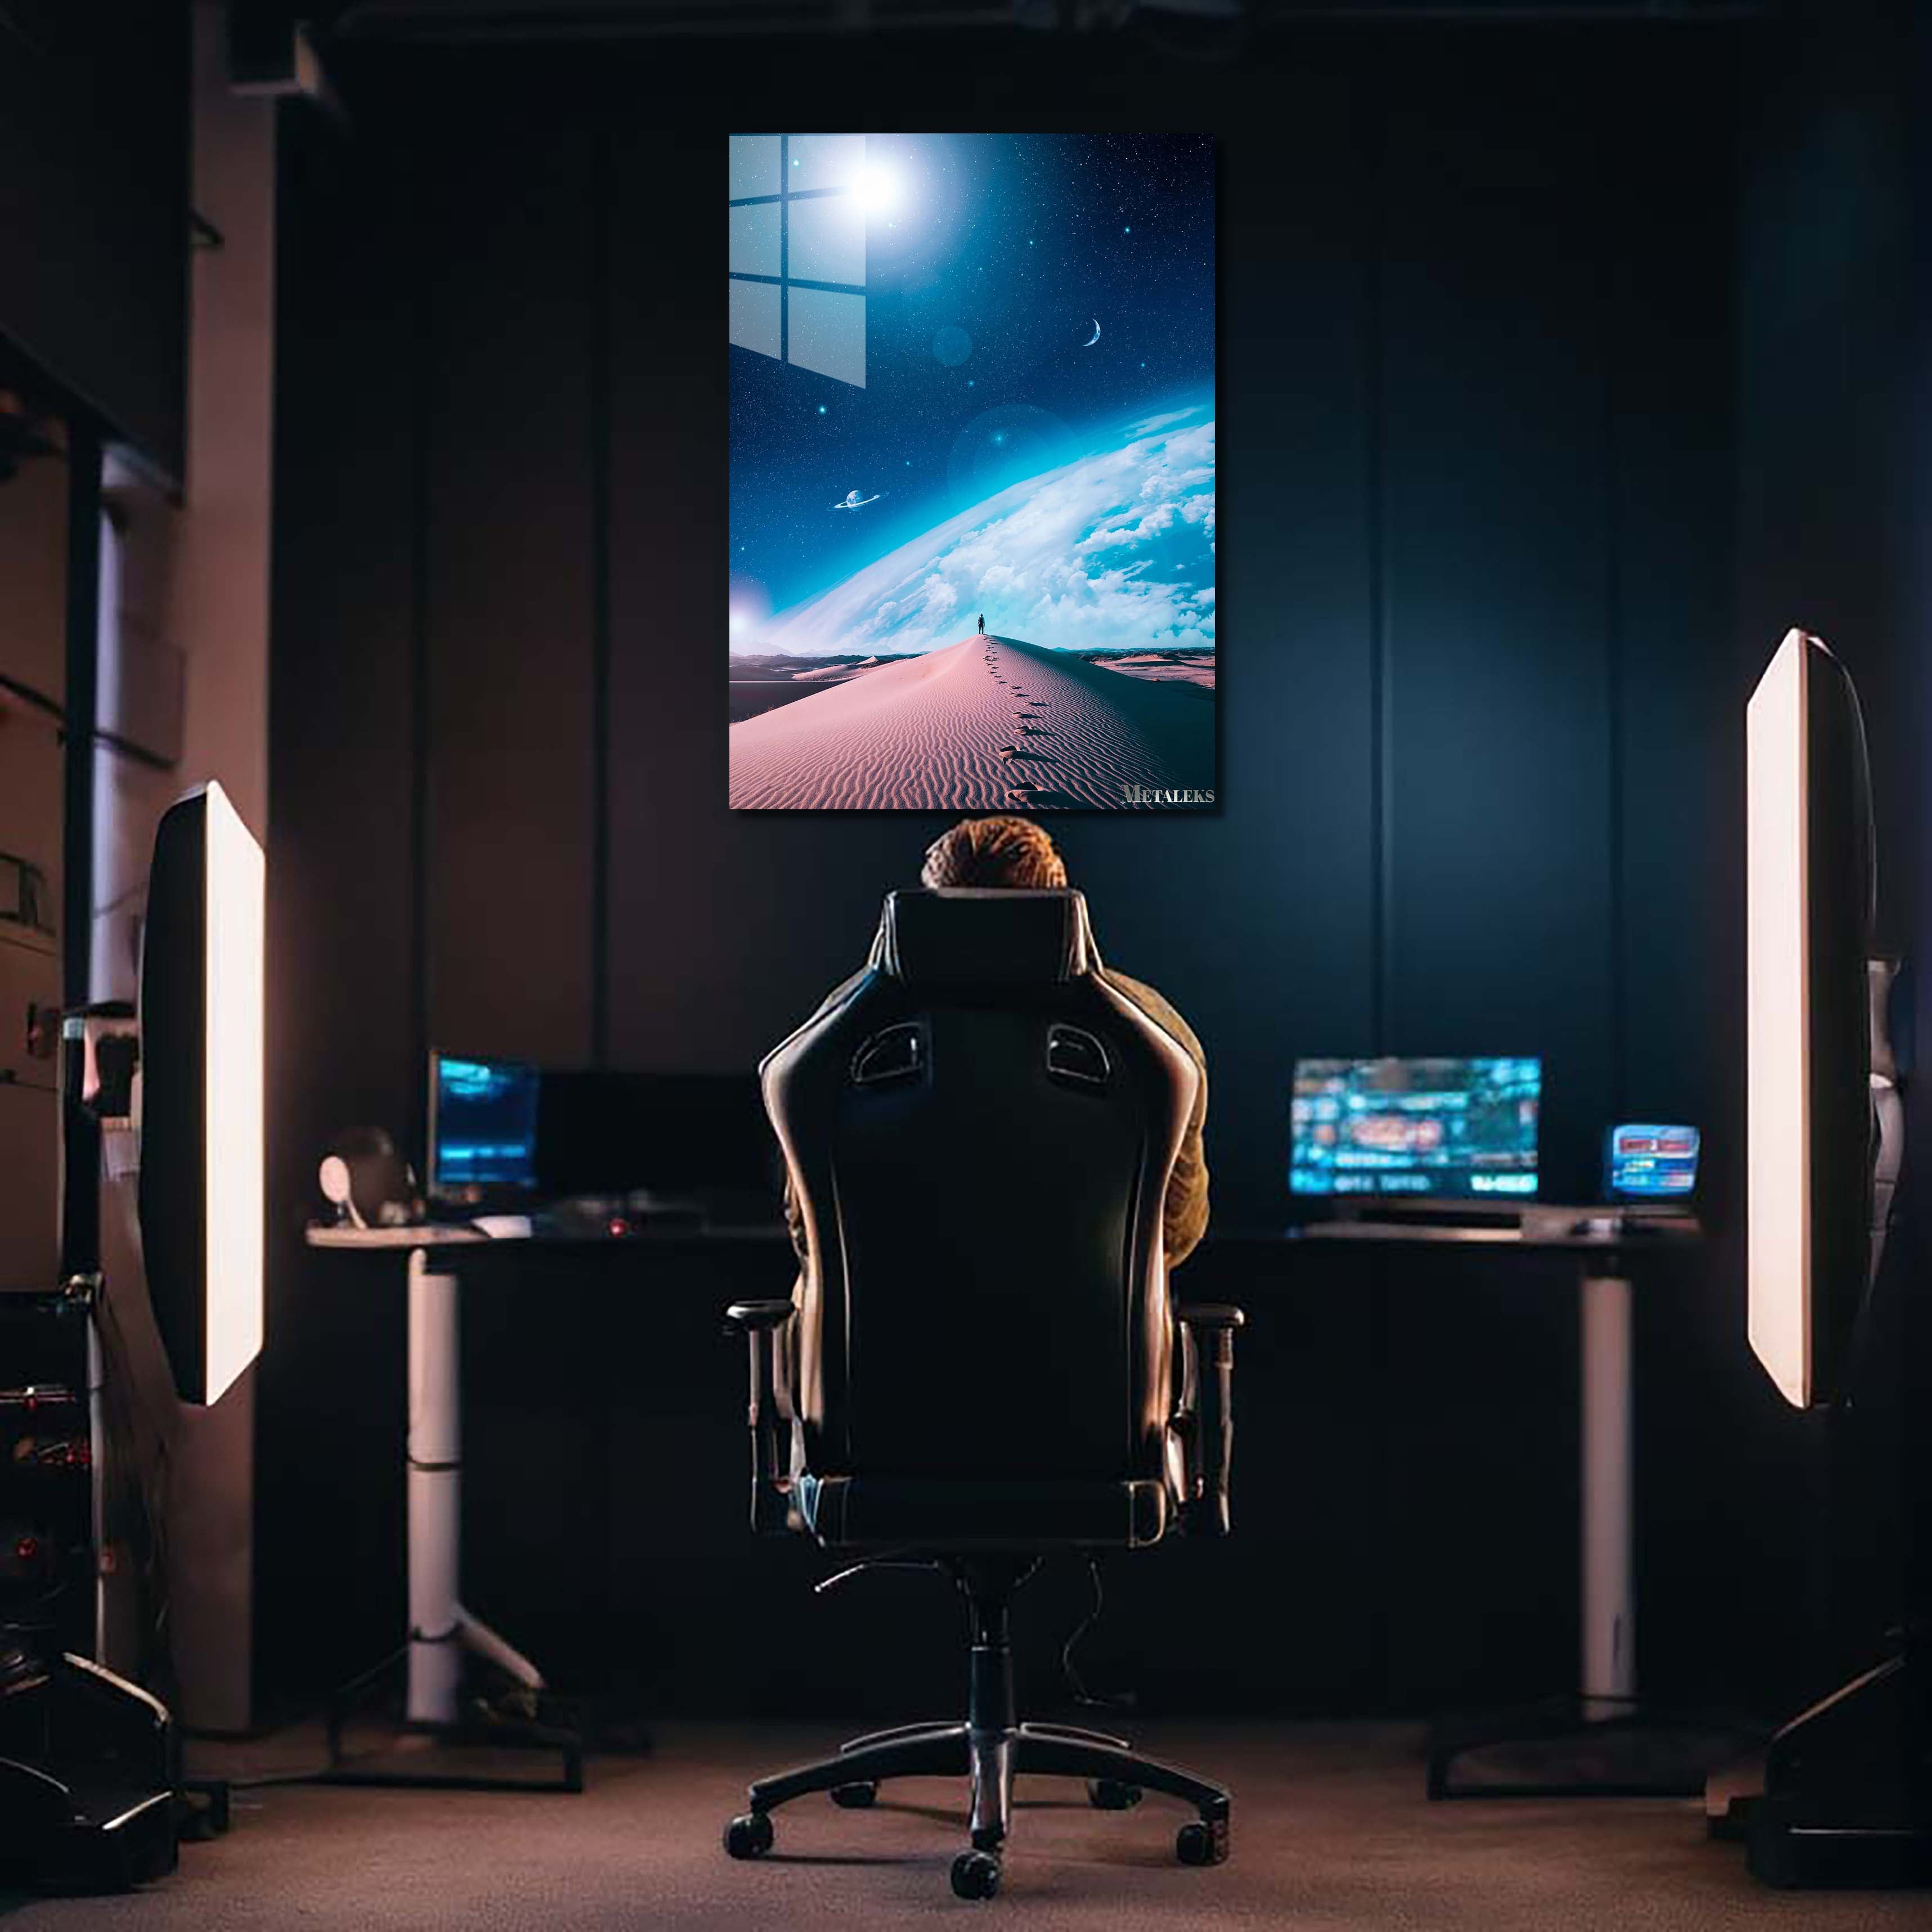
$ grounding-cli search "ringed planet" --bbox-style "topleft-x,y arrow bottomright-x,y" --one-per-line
831,489 -> 883,512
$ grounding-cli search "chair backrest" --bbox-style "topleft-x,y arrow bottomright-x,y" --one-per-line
761,890 -> 1199,1486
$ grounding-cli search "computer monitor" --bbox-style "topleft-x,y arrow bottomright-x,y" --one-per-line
427,1053 -> 541,1200
1746,628 -> 1879,1410
137,781 -> 265,1408
534,1069 -> 776,1203
1604,1123 -> 1700,1201
1290,1056 -> 1542,1200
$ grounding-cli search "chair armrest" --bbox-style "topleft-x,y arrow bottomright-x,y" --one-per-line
724,1299 -> 796,1334
1175,1303 -> 1245,1538
723,1300 -> 797,1534
1177,1303 -> 1245,1334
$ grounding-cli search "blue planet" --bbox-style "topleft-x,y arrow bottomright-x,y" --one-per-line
757,398 -> 1215,660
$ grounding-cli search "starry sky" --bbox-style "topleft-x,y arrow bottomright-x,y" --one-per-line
729,132 -> 1216,650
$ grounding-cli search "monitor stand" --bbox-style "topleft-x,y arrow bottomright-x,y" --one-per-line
1710,1623 -> 1932,1887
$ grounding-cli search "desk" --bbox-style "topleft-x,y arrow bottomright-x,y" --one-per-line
1290,1211 -> 1733,1797
304,1217 -> 788,1788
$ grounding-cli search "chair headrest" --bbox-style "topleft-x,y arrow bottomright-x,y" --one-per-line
873,889 -> 1096,989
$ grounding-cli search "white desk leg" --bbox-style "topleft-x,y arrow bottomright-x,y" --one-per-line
406,1248 -> 550,1729
1580,1267 -> 1635,1723
407,1249 -> 464,1727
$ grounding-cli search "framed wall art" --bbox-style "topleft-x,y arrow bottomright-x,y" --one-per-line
729,132 -> 1216,812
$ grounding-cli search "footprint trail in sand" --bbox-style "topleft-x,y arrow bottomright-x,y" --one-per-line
728,635 -> 1214,810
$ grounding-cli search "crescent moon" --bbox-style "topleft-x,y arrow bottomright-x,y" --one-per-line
1084,317 -> 1101,347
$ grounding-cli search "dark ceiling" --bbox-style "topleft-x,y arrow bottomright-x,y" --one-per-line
276,0 -> 1773,47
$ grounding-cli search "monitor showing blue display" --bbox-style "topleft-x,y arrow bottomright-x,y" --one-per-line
1290,1056 -> 1542,1199
429,1054 -> 540,1196
1605,1122 -> 1700,1199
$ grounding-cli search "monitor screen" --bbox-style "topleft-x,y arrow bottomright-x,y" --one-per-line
1605,1123 -> 1700,1200
534,1069 -> 775,1200
429,1054 -> 540,1196
1290,1056 -> 1541,1199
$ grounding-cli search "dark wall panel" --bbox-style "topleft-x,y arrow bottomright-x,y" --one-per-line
423,123 -> 600,1068
261,111 -> 424,1702
1603,66 -> 1779,1708
1380,77 -> 1614,1205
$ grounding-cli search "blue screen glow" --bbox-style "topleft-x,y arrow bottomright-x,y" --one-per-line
433,1056 -> 540,1193
1605,1123 -> 1700,1199
1290,1057 -> 1542,1200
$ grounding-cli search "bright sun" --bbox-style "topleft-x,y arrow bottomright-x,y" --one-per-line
855,163 -> 902,216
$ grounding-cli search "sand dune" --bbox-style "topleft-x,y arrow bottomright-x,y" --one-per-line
792,656 -> 879,680
730,655 -> 890,722
728,635 -> 1216,810
1102,654 -> 1217,693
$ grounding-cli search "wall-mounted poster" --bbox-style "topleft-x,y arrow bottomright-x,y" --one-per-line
728,133 -> 1216,812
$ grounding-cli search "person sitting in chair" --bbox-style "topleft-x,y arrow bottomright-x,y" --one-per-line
780,813 -> 1209,1272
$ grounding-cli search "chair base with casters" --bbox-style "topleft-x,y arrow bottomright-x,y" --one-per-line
723,1555 -> 1229,1900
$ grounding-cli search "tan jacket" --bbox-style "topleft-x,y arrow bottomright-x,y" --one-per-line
780,962 -> 1210,1272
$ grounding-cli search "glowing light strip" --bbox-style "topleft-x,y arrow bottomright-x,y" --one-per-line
200,781 -> 265,1405
1745,630 -> 1811,1408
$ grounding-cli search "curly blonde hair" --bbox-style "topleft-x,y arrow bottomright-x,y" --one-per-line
920,815 -> 1068,891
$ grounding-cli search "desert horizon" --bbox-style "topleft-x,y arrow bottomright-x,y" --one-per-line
727,634 -> 1216,811
729,640 -> 1215,723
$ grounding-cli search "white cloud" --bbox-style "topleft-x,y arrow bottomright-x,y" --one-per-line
755,405 -> 1217,656
1124,404 -> 1205,438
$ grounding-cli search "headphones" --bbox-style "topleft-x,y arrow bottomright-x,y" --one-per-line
318,1127 -> 421,1229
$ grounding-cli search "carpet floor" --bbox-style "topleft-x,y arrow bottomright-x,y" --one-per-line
4,1722 -> 1926,1929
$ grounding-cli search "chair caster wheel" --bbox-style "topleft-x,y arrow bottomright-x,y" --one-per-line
724,1812 -> 773,1859
1177,1817 -> 1229,1866
830,1780 -> 877,1808
1087,1777 -> 1142,1810
951,1849 -> 1002,1899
